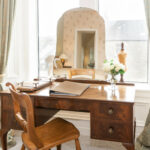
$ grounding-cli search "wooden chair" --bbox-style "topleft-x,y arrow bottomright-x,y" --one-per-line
68,68 -> 95,79
6,82 -> 81,150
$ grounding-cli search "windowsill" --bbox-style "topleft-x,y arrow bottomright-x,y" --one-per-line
135,83 -> 150,102
135,83 -> 150,91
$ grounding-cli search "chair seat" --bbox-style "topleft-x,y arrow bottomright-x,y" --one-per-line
22,118 -> 80,149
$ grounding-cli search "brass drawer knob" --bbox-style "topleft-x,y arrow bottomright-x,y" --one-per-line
108,108 -> 113,115
108,127 -> 114,134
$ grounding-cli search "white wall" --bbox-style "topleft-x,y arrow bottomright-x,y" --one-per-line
135,86 -> 150,127
80,0 -> 99,11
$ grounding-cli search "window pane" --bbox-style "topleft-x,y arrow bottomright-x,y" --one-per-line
106,41 -> 148,82
99,0 -> 146,21
106,20 -> 148,41
99,0 -> 148,82
38,0 -> 79,77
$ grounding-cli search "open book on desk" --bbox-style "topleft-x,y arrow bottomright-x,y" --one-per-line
50,81 -> 90,96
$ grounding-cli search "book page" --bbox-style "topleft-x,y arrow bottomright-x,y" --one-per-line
50,81 -> 90,96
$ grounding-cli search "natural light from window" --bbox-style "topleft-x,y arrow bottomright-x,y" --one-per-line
38,0 -> 148,82
99,0 -> 148,82
38,0 -> 79,77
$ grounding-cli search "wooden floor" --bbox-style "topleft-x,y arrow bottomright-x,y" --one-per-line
0,116 -> 143,150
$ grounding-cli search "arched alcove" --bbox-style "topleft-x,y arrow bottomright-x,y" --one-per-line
56,7 -> 105,70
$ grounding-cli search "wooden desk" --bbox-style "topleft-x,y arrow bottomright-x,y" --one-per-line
0,80 -> 135,150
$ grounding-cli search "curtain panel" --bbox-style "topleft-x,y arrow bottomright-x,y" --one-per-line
144,0 -> 150,38
0,0 -> 16,82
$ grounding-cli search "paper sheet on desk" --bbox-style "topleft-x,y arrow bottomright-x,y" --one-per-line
49,81 -> 90,96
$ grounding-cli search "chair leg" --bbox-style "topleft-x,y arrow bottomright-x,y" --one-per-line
75,138 -> 81,150
21,144 -> 25,150
57,144 -> 61,150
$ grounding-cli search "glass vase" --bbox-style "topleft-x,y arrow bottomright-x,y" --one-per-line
110,74 -> 117,92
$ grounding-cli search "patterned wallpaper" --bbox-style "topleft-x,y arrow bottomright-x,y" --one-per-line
56,7 -> 105,70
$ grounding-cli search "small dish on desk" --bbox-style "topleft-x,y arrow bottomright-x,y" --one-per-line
17,80 -> 51,92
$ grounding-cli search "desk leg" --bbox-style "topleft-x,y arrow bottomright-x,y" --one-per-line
122,143 -> 134,150
1,130 -> 8,150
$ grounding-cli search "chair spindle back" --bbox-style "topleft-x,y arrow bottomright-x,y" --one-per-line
6,82 -> 43,148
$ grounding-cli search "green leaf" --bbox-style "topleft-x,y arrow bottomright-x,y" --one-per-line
119,69 -> 125,74
104,60 -> 107,63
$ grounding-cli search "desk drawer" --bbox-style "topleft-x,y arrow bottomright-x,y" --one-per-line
92,102 -> 133,122
91,118 -> 133,143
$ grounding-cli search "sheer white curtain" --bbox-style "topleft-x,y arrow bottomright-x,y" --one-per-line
6,0 -> 38,82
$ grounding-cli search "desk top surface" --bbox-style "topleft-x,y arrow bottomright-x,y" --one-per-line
0,80 -> 135,103
34,83 -> 135,103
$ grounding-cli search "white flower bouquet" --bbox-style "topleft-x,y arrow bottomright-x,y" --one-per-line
103,59 -> 125,80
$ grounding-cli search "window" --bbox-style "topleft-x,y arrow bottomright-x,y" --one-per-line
38,0 -> 148,82
38,0 -> 79,77
99,0 -> 148,82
